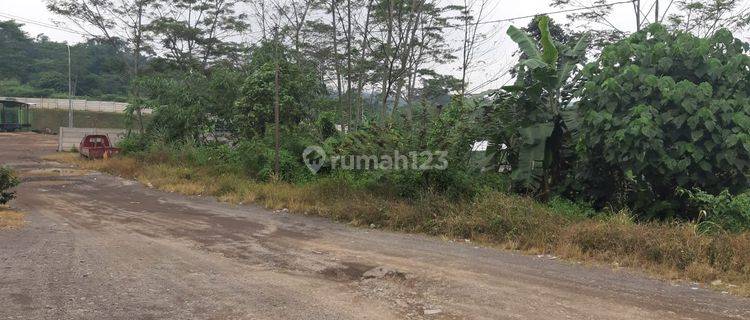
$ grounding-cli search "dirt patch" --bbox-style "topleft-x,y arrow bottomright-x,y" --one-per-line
0,208 -> 25,229
320,261 -> 376,282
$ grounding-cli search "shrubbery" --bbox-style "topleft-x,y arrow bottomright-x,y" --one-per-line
576,24 -> 750,219
0,167 -> 19,205
117,21 -> 750,233
681,188 -> 750,233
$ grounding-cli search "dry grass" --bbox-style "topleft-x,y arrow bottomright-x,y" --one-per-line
50,151 -> 750,296
0,207 -> 25,230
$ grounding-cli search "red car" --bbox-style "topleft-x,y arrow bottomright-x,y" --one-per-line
79,135 -> 120,159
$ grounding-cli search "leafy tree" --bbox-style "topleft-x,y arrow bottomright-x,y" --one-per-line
500,16 -> 590,199
48,0 -> 155,132
147,0 -> 250,70
576,24 -> 750,218
667,0 -> 750,36
233,41 -> 326,138
548,0 -> 626,49
0,21 -> 34,82
137,74 -> 215,142
136,66 -> 245,142
0,21 -> 129,99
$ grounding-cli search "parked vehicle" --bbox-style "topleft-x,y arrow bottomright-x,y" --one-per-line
79,135 -> 120,159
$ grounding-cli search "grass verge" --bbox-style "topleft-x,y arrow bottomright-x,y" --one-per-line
45,152 -> 750,296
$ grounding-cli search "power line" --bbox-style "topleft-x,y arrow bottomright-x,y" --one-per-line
364,0 -> 634,34
638,0 -> 658,28
2,0 -> 634,40
570,0 -> 624,33
441,0 -> 634,29
659,0 -> 676,23
0,12 -> 86,36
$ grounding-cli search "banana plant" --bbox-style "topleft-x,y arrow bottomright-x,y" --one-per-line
503,16 -> 590,198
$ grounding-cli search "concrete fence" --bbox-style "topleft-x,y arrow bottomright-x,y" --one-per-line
1,97 -> 151,114
58,127 -> 128,152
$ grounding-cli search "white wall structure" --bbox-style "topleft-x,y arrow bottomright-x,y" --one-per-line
58,127 -> 127,151
0,97 -> 151,114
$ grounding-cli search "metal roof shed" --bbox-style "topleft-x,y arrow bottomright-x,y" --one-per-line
0,100 -> 33,132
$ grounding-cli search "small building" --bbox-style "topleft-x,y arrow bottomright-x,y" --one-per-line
0,100 -> 32,132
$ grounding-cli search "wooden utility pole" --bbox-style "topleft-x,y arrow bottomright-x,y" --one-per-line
67,44 -> 72,128
273,25 -> 281,177
332,0 -> 342,120
345,0 -> 352,132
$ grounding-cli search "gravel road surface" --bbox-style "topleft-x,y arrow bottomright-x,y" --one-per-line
1,132 -> 749,319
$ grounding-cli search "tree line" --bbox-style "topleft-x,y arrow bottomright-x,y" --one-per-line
3,0 -> 750,227
0,20 -> 129,100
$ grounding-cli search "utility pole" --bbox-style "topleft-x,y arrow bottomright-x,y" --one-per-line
67,44 -> 73,128
273,25 -> 281,177
345,0 -> 352,132
655,0 -> 659,23
635,0 -> 641,31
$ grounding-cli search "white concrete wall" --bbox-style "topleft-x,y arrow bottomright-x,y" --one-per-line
58,127 -> 128,152
0,97 -> 151,114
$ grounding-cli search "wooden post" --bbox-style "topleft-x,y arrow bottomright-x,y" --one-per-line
273,26 -> 281,177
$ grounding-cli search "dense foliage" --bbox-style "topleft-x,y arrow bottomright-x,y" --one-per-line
500,16 -> 589,199
0,21 -> 129,99
114,18 -> 750,233
0,167 -> 19,205
30,0 -> 750,233
576,24 -> 750,218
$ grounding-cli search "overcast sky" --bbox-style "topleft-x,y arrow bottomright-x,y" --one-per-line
2,0 -> 747,92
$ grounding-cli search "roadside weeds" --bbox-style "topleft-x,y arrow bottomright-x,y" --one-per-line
0,206 -> 25,230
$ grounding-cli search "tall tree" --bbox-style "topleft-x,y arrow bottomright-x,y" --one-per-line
456,0 -> 488,101
370,0 -> 454,121
147,0 -> 250,70
345,0 -> 353,130
666,0 -> 750,36
548,0 -> 631,48
48,0 -> 155,132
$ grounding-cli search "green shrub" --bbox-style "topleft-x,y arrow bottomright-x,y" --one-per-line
681,188 -> 750,233
0,167 -> 20,205
117,134 -> 150,154
577,24 -> 750,218
317,111 -> 338,139
546,197 -> 596,220
234,139 -> 314,182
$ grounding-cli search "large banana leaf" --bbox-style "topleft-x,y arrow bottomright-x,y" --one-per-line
506,25 -> 541,61
504,15 -> 591,193
538,16 -> 559,65
511,123 -> 554,188
521,58 -> 549,70
557,33 -> 591,87
561,103 -> 581,139
568,32 -> 591,58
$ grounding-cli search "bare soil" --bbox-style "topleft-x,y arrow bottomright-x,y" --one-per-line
1,132 -> 749,319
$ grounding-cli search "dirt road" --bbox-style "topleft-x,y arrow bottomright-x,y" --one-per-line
1,132 -> 748,319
